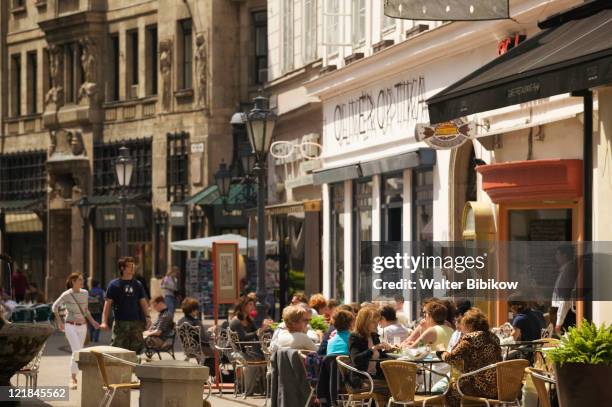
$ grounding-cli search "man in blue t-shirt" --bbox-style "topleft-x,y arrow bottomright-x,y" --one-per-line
100,257 -> 151,353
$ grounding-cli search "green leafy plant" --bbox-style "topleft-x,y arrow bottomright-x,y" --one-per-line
309,315 -> 329,332
546,321 -> 612,365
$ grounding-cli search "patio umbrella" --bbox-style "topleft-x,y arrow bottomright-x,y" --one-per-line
170,233 -> 276,253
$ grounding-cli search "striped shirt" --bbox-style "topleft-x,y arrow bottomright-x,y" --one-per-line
52,289 -> 91,323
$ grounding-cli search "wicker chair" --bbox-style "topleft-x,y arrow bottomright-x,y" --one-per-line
380,360 -> 446,407
527,368 -> 556,407
456,359 -> 529,407
90,351 -> 140,407
336,355 -> 384,407
14,342 -> 46,390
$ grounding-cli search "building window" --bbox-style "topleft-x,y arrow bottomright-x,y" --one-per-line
64,42 -> 81,104
330,183 -> 345,302
325,0 -> 340,55
26,52 -> 38,115
303,0 -> 317,63
381,2 -> 395,32
353,178 -> 372,302
43,49 -> 50,102
146,26 -> 158,96
381,173 -> 403,241
253,11 -> 268,85
127,30 -> 139,99
352,0 -> 366,47
12,0 -> 25,10
108,35 -> 119,101
178,19 -> 193,90
0,151 -> 46,201
166,132 -> 189,202
412,169 -> 433,242
93,139 -> 152,196
281,0 -> 294,73
11,54 -> 21,117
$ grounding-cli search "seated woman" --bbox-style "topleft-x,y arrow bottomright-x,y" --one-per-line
400,297 -> 440,347
177,297 -> 215,369
326,309 -> 355,356
274,305 -> 317,351
379,305 -> 409,345
407,301 -> 453,349
229,296 -> 269,359
349,307 -> 393,390
436,308 -> 502,407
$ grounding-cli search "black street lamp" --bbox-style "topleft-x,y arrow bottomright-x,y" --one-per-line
214,160 -> 232,207
245,94 -> 276,326
77,196 -> 92,287
114,146 -> 134,257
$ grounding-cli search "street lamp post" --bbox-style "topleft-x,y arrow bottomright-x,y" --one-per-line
77,196 -> 92,287
214,160 -> 232,209
114,146 -> 134,257
244,95 -> 277,327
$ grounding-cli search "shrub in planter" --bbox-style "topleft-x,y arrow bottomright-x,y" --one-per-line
546,321 -> 612,407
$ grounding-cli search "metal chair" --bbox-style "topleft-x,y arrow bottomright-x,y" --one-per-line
227,328 -> 267,398
90,350 -> 140,407
260,330 -> 274,406
527,367 -> 556,407
14,342 -> 46,390
456,359 -> 529,407
380,360 -> 446,407
210,325 -> 234,395
336,355 -> 380,407
177,323 -> 207,364
143,329 -> 176,360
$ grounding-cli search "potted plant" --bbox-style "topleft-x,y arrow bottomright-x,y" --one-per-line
546,321 -> 612,407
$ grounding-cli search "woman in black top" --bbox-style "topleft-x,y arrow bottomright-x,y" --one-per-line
348,307 -> 393,387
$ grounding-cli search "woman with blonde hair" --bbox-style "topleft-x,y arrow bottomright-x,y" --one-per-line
52,273 -> 100,389
349,307 -> 393,386
274,305 -> 317,351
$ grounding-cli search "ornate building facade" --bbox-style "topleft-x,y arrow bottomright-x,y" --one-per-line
0,0 -> 266,299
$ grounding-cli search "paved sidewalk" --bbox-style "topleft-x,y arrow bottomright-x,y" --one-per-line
10,317 -> 267,407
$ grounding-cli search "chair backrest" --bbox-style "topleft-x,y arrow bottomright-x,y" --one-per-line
176,323 -> 203,358
227,329 -> 242,352
336,355 -> 374,395
22,342 -> 46,371
298,350 -> 321,386
496,359 -> 530,402
90,350 -> 111,388
527,368 -> 554,407
380,360 -> 418,403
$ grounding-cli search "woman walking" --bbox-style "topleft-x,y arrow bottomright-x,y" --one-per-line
52,273 -> 100,389
160,267 -> 178,315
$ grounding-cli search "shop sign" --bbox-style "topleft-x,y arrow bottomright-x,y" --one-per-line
415,119 -> 475,149
94,206 -> 147,230
271,133 -> 322,191
384,0 -> 509,21
170,204 -> 187,227
327,76 -> 428,149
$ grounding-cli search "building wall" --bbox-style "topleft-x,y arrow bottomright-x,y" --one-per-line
0,0 -> 264,298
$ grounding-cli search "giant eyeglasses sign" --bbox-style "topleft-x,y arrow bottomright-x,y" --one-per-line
384,0 -> 509,21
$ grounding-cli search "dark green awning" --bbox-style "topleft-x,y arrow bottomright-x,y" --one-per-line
184,183 -> 254,206
0,200 -> 38,211
182,185 -> 220,206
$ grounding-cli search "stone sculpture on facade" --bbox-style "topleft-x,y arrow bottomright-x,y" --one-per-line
160,39 -> 173,112
78,37 -> 98,105
195,33 -> 207,108
45,44 -> 64,108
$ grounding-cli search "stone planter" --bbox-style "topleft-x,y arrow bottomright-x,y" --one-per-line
0,323 -> 53,387
554,362 -> 612,407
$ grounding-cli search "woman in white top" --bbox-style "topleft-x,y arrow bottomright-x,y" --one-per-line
274,305 -> 317,351
52,273 -> 100,389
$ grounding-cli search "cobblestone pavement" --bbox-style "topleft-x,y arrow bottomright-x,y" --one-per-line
10,316 -> 266,407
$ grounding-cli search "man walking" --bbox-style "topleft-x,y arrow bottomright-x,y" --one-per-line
100,257 -> 151,353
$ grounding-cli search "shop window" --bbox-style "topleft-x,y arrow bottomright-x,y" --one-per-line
93,139 -> 152,196
381,173 -> 403,241
330,183 -> 345,302
281,0 -> 294,73
353,179 -> 372,302
108,35 -> 120,101
166,132 -> 189,202
253,11 -> 268,85
178,19 -> 193,90
412,169 -> 433,242
146,25 -> 158,96
127,30 -> 139,99
352,0 -> 366,47
303,0 -> 317,63
26,52 -> 38,115
0,151 -> 47,201
11,54 -> 21,117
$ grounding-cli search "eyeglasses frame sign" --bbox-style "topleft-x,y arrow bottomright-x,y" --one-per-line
269,140 -> 323,161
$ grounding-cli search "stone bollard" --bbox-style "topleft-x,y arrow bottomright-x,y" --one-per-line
135,360 -> 209,407
75,346 -> 137,407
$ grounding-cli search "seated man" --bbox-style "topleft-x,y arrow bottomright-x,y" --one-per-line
379,305 -> 409,344
143,296 -> 175,350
